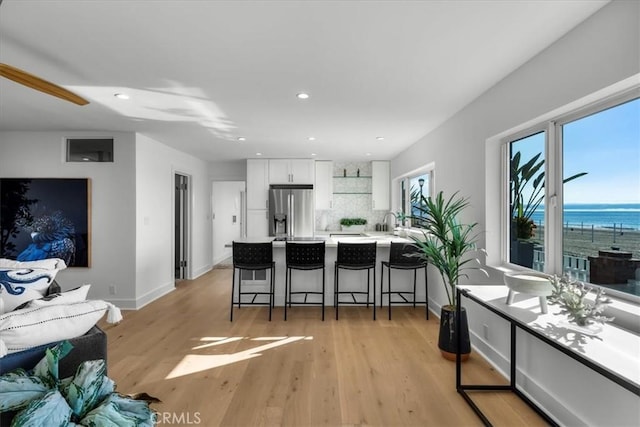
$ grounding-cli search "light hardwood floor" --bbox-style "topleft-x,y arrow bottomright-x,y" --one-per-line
100,268 -> 548,427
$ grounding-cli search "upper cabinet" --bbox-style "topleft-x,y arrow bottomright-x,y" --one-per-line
269,159 -> 314,184
246,159 -> 269,210
315,161 -> 333,210
371,160 -> 390,210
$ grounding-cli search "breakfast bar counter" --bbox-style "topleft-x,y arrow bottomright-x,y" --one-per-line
227,233 -> 427,308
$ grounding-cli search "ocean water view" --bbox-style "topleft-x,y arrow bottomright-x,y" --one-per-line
530,203 -> 640,230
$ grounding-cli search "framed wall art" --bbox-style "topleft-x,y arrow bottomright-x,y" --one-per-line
0,178 -> 91,267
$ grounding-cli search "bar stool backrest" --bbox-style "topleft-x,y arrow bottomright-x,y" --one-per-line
336,242 -> 377,267
388,242 -> 426,266
233,242 -> 273,269
286,242 -> 325,267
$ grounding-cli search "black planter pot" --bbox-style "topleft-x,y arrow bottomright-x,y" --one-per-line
438,305 -> 471,361
510,238 -> 534,268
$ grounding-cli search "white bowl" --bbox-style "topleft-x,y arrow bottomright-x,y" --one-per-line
503,271 -> 552,296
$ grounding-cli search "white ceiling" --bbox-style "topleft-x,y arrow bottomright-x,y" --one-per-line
0,0 -> 608,162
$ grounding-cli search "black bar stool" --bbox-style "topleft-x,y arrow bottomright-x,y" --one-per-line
284,241 -> 326,321
230,241 -> 275,321
380,242 -> 428,320
334,242 -> 377,320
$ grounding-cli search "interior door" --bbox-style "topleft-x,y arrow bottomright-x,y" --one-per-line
212,181 -> 245,265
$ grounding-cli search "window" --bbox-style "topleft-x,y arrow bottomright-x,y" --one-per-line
509,131 -> 546,269
396,167 -> 433,229
560,97 -> 639,297
504,94 -> 640,299
66,138 -> 114,162
409,173 -> 430,228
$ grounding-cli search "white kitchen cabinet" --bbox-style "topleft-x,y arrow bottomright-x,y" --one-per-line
246,159 -> 269,210
314,161 -> 333,209
371,160 -> 390,210
246,209 -> 269,237
269,159 -> 314,184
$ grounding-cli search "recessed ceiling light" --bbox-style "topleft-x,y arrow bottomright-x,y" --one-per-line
114,93 -> 130,100
296,93 -> 310,99
256,152 -> 262,156
365,153 -> 372,156
376,136 -> 384,141
311,153 -> 317,156
308,137 -> 316,141
237,137 -> 246,141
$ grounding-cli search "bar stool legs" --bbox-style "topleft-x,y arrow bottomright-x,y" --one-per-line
284,242 -> 326,321
380,242 -> 429,320
230,241 -> 275,322
334,242 -> 377,320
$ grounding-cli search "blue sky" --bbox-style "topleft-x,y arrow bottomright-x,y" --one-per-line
514,97 -> 639,204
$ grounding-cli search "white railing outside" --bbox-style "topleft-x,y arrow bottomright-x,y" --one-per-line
532,249 -> 590,282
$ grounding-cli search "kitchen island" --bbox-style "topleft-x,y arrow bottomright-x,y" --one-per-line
228,233 -> 428,309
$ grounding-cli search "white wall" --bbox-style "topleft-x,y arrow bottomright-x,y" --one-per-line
0,131 -> 137,303
391,1 -> 640,425
209,160 -> 246,181
135,134 -> 213,308
0,131 -> 212,310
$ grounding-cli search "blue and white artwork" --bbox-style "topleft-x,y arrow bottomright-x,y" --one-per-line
0,178 -> 90,267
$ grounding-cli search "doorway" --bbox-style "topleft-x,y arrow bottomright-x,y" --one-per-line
212,181 -> 245,266
175,173 -> 191,280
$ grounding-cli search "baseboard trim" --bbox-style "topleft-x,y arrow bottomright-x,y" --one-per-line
135,282 -> 175,310
191,264 -> 212,280
212,255 -> 230,266
103,297 -> 138,310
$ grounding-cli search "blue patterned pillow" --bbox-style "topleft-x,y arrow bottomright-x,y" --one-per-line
0,268 -> 58,314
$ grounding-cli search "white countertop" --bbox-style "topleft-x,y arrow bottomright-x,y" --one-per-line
233,232 -> 415,248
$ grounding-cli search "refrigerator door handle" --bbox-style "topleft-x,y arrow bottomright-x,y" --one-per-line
288,193 -> 294,237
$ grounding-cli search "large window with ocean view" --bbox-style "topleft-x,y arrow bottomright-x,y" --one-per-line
560,97 -> 640,297
505,93 -> 640,299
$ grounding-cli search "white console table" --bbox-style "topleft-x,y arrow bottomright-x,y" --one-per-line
455,285 -> 640,426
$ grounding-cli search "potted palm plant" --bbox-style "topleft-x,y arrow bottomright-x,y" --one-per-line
510,151 -> 586,266
410,191 -> 486,360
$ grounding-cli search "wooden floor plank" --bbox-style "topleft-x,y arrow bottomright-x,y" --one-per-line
99,268 -> 547,426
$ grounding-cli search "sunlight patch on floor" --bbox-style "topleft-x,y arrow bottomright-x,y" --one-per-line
191,336 -> 244,350
166,336 -> 313,379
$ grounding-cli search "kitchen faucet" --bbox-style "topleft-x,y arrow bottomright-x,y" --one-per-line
382,212 -> 397,229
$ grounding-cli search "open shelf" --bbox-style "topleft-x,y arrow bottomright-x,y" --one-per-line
333,192 -> 372,195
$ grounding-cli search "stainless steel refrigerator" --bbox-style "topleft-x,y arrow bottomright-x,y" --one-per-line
269,184 -> 314,238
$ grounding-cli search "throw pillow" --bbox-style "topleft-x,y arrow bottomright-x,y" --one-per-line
14,284 -> 91,310
0,299 -> 118,357
0,258 -> 67,270
0,268 -> 59,314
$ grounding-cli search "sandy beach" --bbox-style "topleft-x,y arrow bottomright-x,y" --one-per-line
530,225 -> 639,260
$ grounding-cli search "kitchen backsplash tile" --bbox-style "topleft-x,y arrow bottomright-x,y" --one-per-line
315,161 -> 388,232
